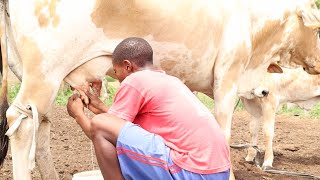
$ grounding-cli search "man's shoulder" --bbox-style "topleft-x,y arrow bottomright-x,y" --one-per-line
121,70 -> 172,91
126,70 -> 166,81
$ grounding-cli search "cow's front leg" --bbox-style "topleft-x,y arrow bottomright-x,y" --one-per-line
6,107 -> 37,180
36,116 -> 59,180
6,76 -> 62,180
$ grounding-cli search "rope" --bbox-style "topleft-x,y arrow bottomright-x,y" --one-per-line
233,98 -> 241,113
264,168 -> 320,179
27,104 -> 39,170
5,114 -> 27,136
5,103 -> 39,170
230,143 -> 260,151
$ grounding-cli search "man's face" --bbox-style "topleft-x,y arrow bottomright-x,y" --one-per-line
112,62 -> 130,83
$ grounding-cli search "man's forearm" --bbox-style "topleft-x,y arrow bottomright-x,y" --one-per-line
88,103 -> 109,115
98,105 -> 109,114
75,113 -> 92,139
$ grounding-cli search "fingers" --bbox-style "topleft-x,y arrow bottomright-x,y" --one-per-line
91,80 -> 102,96
67,94 -> 81,117
70,86 -> 90,105
69,93 -> 79,102
70,81 -> 102,102
77,90 -> 89,105
84,89 -> 92,96
84,88 -> 96,98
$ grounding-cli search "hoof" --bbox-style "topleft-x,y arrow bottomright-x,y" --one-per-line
246,160 -> 255,165
245,156 -> 255,162
262,165 -> 272,171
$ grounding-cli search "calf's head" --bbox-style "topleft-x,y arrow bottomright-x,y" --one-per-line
279,2 -> 320,74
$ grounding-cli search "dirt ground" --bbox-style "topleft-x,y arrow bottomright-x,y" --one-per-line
0,105 -> 319,180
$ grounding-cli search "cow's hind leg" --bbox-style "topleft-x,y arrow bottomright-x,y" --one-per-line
261,103 -> 276,170
214,85 -> 238,180
36,116 -> 59,180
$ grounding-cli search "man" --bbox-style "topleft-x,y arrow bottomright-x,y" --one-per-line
67,37 -> 230,179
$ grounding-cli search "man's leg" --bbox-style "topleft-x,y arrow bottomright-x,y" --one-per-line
90,113 -> 126,180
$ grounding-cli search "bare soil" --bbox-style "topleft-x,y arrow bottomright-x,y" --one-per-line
0,106 -> 319,180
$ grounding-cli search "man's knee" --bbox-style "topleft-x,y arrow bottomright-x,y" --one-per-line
91,114 -> 110,137
90,113 -> 126,144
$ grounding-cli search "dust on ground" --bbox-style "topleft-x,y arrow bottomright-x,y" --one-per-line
0,106 -> 319,180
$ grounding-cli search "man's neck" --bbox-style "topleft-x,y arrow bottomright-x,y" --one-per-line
134,64 -> 157,72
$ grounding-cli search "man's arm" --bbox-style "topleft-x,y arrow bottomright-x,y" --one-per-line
85,90 -> 109,114
67,94 -> 93,139
74,113 -> 93,139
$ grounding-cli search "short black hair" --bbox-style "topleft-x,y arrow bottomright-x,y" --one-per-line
113,37 -> 153,67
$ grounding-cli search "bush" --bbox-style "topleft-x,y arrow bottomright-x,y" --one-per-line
316,0 -> 320,8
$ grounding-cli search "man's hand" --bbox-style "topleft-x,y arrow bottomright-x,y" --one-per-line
90,80 -> 102,97
85,90 -> 109,114
67,94 -> 85,119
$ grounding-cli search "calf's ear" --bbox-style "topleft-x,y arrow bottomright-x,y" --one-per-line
297,6 -> 320,29
267,63 -> 283,73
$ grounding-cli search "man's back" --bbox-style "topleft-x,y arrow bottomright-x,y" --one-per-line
109,70 -> 230,174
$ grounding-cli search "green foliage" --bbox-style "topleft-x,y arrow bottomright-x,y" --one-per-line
55,86 -> 73,105
105,76 -> 116,82
52,80 -> 119,106
195,93 -> 245,112
105,83 -> 118,106
316,0 -> 320,9
4,82 -> 320,119
196,92 -> 214,111
8,83 -> 21,103
5,79 -> 120,106
278,104 -> 306,117
309,102 -> 320,118
234,99 -> 245,111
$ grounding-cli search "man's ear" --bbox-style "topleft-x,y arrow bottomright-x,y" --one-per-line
123,60 -> 133,71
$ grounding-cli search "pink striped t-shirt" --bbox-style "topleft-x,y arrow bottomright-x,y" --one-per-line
108,70 -> 230,174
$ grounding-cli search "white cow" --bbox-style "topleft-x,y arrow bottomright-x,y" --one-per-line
241,67 -> 320,170
0,0 -> 320,179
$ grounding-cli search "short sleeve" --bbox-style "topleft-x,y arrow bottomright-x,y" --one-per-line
108,83 -> 145,122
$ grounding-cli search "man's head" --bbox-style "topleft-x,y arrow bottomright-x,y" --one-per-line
112,37 -> 153,82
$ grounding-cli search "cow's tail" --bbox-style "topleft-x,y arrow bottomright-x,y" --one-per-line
0,0 -> 10,167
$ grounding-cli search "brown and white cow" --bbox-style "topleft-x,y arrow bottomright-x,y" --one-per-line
1,0 -> 320,179
241,67 -> 320,170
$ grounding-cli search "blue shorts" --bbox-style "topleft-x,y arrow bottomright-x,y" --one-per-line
116,122 -> 230,180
